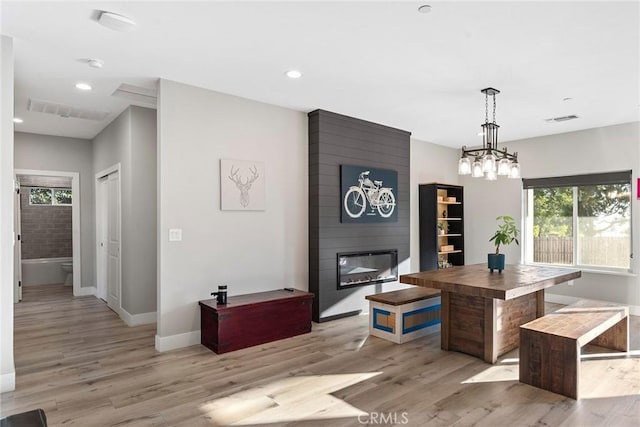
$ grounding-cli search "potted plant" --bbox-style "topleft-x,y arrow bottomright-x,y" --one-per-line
438,221 -> 447,235
488,215 -> 520,273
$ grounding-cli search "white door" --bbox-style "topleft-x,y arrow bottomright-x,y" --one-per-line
96,177 -> 109,301
13,181 -> 22,303
106,172 -> 121,312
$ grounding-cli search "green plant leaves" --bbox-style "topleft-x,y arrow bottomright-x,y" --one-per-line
489,215 -> 520,254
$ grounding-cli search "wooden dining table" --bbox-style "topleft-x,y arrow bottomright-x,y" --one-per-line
400,264 -> 581,364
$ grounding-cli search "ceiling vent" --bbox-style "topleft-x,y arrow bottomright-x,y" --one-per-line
27,98 -> 109,121
112,83 -> 157,108
545,115 -> 579,123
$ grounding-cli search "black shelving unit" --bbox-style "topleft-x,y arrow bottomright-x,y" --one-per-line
419,183 -> 464,271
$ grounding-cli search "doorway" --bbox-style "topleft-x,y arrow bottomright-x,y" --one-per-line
96,164 -> 122,315
14,169 -> 81,298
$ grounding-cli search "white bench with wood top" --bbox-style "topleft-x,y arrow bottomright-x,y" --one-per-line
519,299 -> 629,399
365,287 -> 441,344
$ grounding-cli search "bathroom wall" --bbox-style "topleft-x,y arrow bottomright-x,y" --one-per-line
20,185 -> 72,260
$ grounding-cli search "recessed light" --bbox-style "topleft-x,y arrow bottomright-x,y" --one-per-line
285,70 -> 303,79
418,5 -> 432,14
13,117 -> 23,123
75,82 -> 92,91
97,11 -> 136,32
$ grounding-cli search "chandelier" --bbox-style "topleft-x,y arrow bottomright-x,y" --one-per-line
458,87 -> 520,180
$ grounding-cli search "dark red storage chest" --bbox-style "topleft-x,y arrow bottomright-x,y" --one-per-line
199,289 -> 313,354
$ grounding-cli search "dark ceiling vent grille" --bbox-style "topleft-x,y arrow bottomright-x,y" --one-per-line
545,115 -> 579,123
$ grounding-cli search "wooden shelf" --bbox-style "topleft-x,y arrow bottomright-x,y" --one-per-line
420,183 -> 464,271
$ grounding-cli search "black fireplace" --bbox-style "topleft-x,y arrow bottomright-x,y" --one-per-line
337,249 -> 398,289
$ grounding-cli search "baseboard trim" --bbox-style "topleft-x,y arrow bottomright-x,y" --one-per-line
546,293 -> 640,316
121,308 -> 156,327
316,309 -> 362,323
0,371 -> 16,393
75,286 -> 96,297
544,293 -> 580,306
155,330 -> 200,352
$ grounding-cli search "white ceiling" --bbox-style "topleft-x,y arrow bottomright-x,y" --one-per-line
3,1 -> 639,147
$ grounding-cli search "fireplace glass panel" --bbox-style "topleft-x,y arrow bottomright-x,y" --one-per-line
337,250 -> 398,289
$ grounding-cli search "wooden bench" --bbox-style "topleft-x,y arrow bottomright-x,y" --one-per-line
365,287 -> 441,344
519,299 -> 629,399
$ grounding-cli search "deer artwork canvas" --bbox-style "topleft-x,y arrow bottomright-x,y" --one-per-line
220,159 -> 266,211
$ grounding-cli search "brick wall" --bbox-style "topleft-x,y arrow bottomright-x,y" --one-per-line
20,186 -> 72,259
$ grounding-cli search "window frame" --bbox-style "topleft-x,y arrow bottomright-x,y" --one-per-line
28,187 -> 73,206
522,172 -> 633,274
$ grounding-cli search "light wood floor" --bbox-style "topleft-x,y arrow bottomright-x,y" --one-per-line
1,285 -> 639,426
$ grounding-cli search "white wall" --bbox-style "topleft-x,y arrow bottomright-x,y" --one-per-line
128,107 -> 157,314
93,105 -> 157,316
14,132 -> 94,288
0,35 -> 15,392
156,79 -> 307,349
409,138 -> 460,272
463,122 -> 640,310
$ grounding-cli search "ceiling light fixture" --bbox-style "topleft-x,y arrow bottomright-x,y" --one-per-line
285,70 -> 302,79
75,82 -> 92,91
88,59 -> 104,69
13,117 -> 23,123
97,11 -> 136,32
458,88 -> 520,180
418,5 -> 432,14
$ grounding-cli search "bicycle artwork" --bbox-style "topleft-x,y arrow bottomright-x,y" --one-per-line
341,165 -> 398,223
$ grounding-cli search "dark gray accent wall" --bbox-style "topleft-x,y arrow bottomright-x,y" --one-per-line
308,110 -> 411,322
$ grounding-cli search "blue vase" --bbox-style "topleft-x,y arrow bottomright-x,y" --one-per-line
488,253 -> 505,273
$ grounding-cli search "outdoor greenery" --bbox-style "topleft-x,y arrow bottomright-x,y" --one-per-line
29,188 -> 52,205
54,189 -> 72,205
533,184 -> 631,238
490,215 -> 520,254
29,187 -> 72,205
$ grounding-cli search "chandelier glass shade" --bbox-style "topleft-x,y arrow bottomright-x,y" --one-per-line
458,87 -> 520,180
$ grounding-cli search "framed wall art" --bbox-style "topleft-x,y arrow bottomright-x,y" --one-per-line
220,159 -> 265,211
341,165 -> 398,223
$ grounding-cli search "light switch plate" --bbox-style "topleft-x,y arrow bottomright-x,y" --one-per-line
169,229 -> 182,242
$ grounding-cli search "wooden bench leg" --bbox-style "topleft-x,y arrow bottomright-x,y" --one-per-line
591,316 -> 629,352
520,328 -> 580,399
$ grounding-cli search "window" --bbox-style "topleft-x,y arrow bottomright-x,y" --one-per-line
29,187 -> 72,206
523,171 -> 631,271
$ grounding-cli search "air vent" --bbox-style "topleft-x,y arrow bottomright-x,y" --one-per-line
112,83 -> 157,108
545,115 -> 579,122
27,98 -> 109,121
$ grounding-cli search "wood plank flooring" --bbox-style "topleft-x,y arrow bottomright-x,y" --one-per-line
1,285 -> 639,426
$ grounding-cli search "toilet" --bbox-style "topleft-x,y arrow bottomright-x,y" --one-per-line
61,262 -> 73,286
